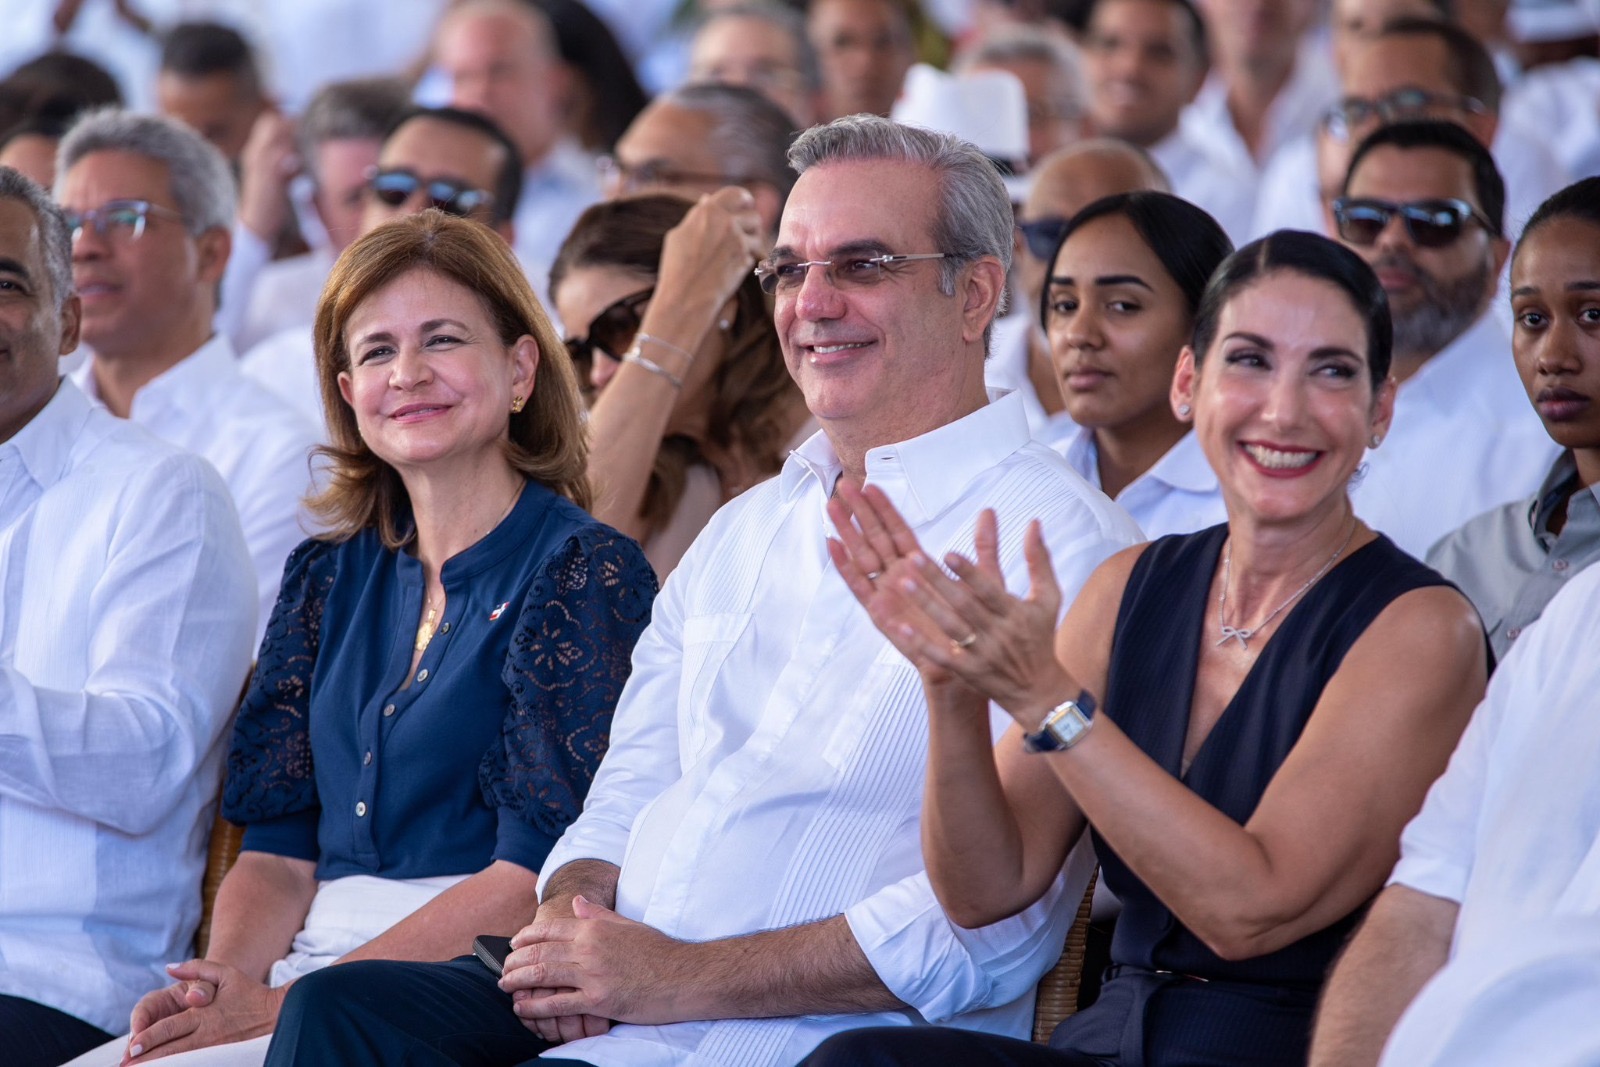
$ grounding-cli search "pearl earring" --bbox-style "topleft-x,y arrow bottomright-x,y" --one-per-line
718,317 -> 732,331
1369,433 -> 1382,448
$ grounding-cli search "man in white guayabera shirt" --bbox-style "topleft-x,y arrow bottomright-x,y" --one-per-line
263,115 -> 1143,1067
0,167 -> 255,1066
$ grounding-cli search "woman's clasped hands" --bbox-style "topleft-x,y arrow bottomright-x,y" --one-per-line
825,481 -> 1078,727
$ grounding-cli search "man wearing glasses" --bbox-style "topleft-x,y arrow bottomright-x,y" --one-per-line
262,114 -> 1141,1067
55,110 -> 318,643
601,83 -> 798,238
1253,17 -> 1567,240
1332,119 -> 1556,558
238,105 -> 524,430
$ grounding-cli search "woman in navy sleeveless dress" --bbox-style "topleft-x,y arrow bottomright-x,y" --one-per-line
808,232 -> 1489,1066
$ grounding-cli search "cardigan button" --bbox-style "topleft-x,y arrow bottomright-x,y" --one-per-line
355,801 -> 367,817
416,668 -> 430,683
383,703 -> 396,717
440,622 -> 451,634
363,750 -> 373,766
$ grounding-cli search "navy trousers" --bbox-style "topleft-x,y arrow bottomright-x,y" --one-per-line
264,957 -> 595,1067
0,994 -> 114,1067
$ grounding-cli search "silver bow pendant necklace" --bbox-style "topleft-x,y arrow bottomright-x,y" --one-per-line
1216,518 -> 1357,651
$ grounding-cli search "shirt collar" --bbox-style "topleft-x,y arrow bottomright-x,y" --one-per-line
780,390 -> 1033,525
3,377 -> 94,492
72,333 -> 235,416
1529,451 -> 1583,537
1063,426 -> 1216,497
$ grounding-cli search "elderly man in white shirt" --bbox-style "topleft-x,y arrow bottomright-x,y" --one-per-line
1307,557 -> 1600,1067
0,167 -> 256,1067
261,114 -> 1143,1067
1330,120 -> 1556,558
55,109 -> 319,641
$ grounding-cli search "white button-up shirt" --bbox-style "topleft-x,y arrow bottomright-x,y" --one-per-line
1184,41 -> 1341,175
0,380 -> 256,1033
538,392 -> 1143,1067
1050,425 -> 1227,540
73,335 -> 321,639
1386,556 -> 1600,978
1352,312 -> 1559,559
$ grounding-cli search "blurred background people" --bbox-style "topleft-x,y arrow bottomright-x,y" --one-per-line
687,1 -> 825,128
807,0 -> 919,118
955,23 -> 1091,168
603,82 -> 799,237
550,191 -> 811,576
156,21 -> 269,168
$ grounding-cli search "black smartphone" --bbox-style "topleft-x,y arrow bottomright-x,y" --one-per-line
472,933 -> 514,976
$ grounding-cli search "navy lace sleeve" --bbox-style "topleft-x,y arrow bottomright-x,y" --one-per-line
478,525 -> 656,854
222,537 -> 338,829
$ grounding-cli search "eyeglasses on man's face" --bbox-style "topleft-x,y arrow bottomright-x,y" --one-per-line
63,199 -> 187,243
1321,87 -> 1486,141
597,155 -> 752,195
1331,196 -> 1496,248
365,167 -> 494,218
753,253 -> 952,296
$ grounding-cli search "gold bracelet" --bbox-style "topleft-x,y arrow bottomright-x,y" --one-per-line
622,343 -> 684,388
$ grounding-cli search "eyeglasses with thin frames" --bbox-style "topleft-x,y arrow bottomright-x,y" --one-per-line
1331,196 -> 1496,248
63,199 -> 187,243
596,156 -> 752,195
754,253 -> 951,296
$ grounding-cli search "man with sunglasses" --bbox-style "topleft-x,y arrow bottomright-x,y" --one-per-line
1253,17 -> 1567,242
55,109 -> 318,642
1333,119 -> 1557,558
239,105 -> 525,431
988,138 -> 1170,434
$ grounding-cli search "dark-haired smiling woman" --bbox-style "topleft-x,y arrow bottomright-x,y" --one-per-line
1039,192 -> 1233,538
807,232 -> 1487,1067
1427,176 -> 1600,660
87,212 -> 655,1067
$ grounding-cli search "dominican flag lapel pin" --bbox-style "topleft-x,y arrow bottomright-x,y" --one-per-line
488,601 -> 510,621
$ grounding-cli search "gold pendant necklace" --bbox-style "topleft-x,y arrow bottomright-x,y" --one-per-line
414,601 -> 440,652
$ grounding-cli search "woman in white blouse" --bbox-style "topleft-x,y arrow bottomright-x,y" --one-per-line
1040,191 -> 1234,537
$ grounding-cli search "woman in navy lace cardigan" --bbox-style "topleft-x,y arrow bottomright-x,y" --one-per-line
101,212 -> 656,1066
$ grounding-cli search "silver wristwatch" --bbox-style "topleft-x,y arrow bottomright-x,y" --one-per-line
1021,690 -> 1097,753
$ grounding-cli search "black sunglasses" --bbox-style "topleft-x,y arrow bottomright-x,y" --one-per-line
1331,196 -> 1495,249
366,167 -> 494,218
565,288 -> 654,368
1018,216 -> 1070,261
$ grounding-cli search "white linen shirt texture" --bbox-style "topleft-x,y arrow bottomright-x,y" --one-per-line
71,334 -> 321,640
1350,311 -> 1559,559
0,379 -> 256,1034
1050,424 -> 1227,540
1386,558 -> 1600,975
536,392 -> 1143,1067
